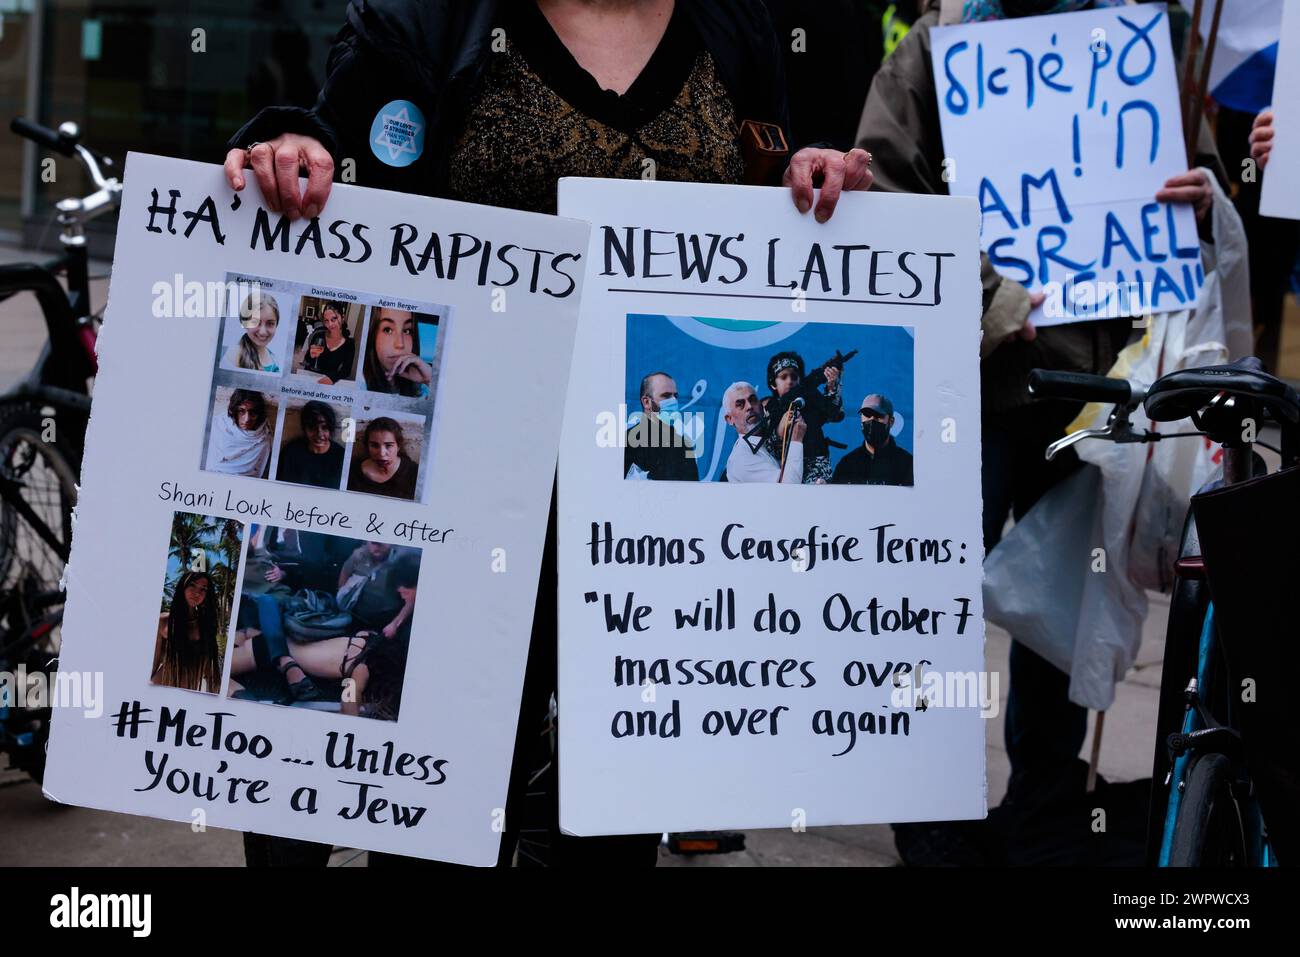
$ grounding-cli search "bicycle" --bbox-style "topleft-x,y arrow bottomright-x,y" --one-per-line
0,117 -> 120,783
1029,356 -> 1300,867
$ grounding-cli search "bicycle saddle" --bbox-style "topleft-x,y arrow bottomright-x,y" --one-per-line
1143,357 -> 1300,426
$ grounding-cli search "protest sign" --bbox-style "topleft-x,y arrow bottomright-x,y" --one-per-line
556,178 -> 986,835
43,154 -> 588,865
1260,0 -> 1300,220
931,3 -> 1202,325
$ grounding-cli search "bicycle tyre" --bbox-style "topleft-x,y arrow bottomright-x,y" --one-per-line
1167,752 -> 1248,866
0,402 -> 80,602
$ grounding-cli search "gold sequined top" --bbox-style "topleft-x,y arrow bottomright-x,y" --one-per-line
446,2 -> 744,215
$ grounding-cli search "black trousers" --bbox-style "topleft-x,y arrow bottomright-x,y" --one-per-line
982,401 -> 1090,792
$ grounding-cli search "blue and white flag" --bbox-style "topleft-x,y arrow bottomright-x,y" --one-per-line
1200,0 -> 1283,114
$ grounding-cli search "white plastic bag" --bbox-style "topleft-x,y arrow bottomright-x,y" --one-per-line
982,465 -> 1101,676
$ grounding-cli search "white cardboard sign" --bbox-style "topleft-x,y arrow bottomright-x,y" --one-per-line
932,4 -> 1203,324
44,154 -> 589,865
1260,0 -> 1300,220
556,178 -> 987,836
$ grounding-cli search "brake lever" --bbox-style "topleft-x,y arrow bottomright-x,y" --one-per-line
1045,426 -> 1111,460
1044,395 -> 1156,461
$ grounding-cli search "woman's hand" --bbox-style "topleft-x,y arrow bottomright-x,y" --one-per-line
264,565 -> 285,584
390,353 -> 433,385
1250,110 -> 1275,170
1156,169 -> 1213,223
224,134 -> 334,220
783,148 -> 873,223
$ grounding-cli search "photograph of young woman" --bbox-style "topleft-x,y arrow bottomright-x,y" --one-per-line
275,400 -> 346,489
362,307 -> 433,398
297,299 -> 357,384
151,570 -> 224,693
347,417 -> 419,500
225,292 -> 283,374
206,389 -> 275,478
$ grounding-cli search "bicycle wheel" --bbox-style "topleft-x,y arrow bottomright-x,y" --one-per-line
3,609 -> 63,785
0,404 -> 79,605
1167,752 -> 1249,866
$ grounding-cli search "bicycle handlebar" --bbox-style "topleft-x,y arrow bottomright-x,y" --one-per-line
10,117 -> 76,157
11,117 -> 117,184
1028,369 -> 1134,406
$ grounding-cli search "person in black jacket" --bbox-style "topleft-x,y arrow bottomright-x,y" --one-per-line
625,371 -> 699,481
830,393 -> 913,487
226,0 -> 874,870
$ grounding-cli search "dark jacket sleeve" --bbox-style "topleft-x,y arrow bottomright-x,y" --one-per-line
854,12 -> 1029,357
809,383 -> 844,424
228,20 -> 442,195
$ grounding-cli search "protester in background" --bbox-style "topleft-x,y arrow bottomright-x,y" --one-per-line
723,381 -> 806,483
830,393 -> 913,486
363,308 -> 432,397
276,401 -> 345,489
206,389 -> 273,478
1250,109 -> 1275,169
760,0 -> 921,152
349,418 -> 420,499
625,371 -> 699,481
1230,107 -> 1300,374
151,571 -> 223,693
762,351 -> 843,483
855,0 -> 1228,863
227,0 -> 869,869
227,292 -> 282,373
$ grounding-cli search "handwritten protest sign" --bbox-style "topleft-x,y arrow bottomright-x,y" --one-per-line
43,154 -> 588,864
1260,0 -> 1300,220
932,3 -> 1202,325
556,178 -> 986,834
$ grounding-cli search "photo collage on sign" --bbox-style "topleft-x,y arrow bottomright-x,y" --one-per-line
200,273 -> 447,504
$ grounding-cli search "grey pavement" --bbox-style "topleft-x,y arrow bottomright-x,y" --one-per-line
1,610 -> 1172,867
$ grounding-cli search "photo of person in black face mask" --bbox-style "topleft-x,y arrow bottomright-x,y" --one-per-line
830,393 -> 913,487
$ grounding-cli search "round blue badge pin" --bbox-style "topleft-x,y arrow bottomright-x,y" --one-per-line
369,99 -> 426,168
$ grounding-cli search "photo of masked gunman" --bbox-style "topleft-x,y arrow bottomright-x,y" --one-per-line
624,371 -> 698,481
761,351 -> 845,483
722,381 -> 805,483
831,393 -> 913,487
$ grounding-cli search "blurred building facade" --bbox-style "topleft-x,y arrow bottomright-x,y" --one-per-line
0,0 -> 345,251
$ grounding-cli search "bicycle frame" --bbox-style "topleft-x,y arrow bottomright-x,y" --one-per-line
0,259 -> 96,395
1151,448 -> 1276,866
